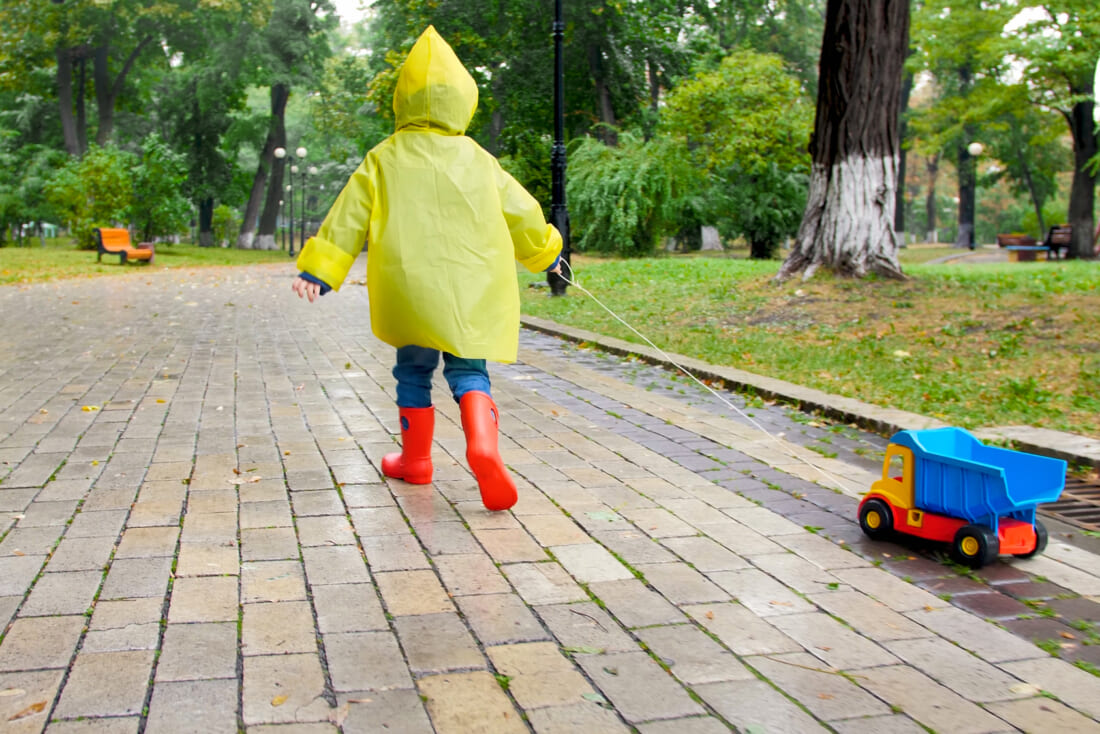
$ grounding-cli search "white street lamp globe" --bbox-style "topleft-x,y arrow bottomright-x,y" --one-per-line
308,166 -> 318,176
291,165 -> 299,174
278,200 -> 283,206
967,142 -> 984,157
286,185 -> 292,192
273,147 -> 286,159
296,147 -> 307,159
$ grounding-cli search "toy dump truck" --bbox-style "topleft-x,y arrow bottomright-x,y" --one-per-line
858,427 -> 1065,568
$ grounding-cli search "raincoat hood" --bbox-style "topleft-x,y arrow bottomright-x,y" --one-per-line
393,26 -> 478,135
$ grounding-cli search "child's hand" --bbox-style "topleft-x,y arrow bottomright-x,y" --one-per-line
549,262 -> 563,276
292,276 -> 322,303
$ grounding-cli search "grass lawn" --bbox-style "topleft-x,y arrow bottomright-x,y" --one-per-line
519,250 -> 1100,440
0,237 -> 291,285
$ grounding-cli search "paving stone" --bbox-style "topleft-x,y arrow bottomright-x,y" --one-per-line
144,678 -> 239,734
658,536 -> 750,572
341,689 -> 434,734
312,583 -> 388,633
114,526 -> 180,558
350,506 -> 409,537
455,593 -> 550,645
0,554 -> 47,595
633,563 -> 729,604
576,650 -> 704,724
0,669 -> 65,733
301,545 -> 371,586
434,553 -> 512,596
487,641 -> 593,709
65,509 -> 127,537
984,696 -> 1100,733
999,655 -> 1100,720
473,527 -> 548,563
683,602 -> 801,656
242,560 -> 307,603
831,567 -> 948,612
635,717 -> 733,734
691,519 -> 787,557
411,521 -> 482,556
242,653 -> 333,725
175,542 -> 240,577
1,526 -> 65,557
417,671 -> 526,734
180,511 -> 237,544
708,568 -> 815,616
853,664 -> 1013,734
98,557 -> 172,600
534,602 -> 637,654
169,576 -> 239,623
829,714 -> 929,734
243,601 -> 318,656
0,615 -> 86,671
525,701 -> 632,734
592,530 -> 678,565
587,579 -> 684,628
768,611 -> 899,671
53,650 -> 155,718
905,606 -> 1047,664
620,507 -> 697,538
808,590 -> 929,642
693,678 -> 825,732
775,532 -> 870,570
394,613 -> 485,675
518,514 -> 591,546
882,635 -> 1038,703
241,527 -> 300,561
550,543 -> 634,584
156,622 -> 238,681
635,624 -> 754,685
374,569 -> 454,616
360,533 -> 431,571
290,489 -> 346,516
20,570 -> 102,616
749,651 -> 891,721
502,562 -> 587,605
296,515 -> 358,546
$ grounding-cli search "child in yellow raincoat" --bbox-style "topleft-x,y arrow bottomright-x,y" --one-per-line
291,26 -> 562,512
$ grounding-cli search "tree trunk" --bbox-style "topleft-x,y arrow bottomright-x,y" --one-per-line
954,135 -> 977,249
56,46 -> 81,156
925,153 -> 939,242
75,54 -> 88,155
93,38 -> 152,147
255,84 -> 290,251
1016,142 -> 1045,238
777,0 -> 909,281
895,68 -> 913,242
240,84 -> 289,249
1067,95 -> 1097,259
198,197 -> 215,248
587,43 -> 618,146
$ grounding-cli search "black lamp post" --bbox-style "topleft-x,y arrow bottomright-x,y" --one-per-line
547,0 -> 571,296
274,145 -> 307,256
278,199 -> 285,250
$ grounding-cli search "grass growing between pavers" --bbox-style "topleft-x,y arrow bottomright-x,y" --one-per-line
0,237 -> 290,285
519,253 -> 1100,439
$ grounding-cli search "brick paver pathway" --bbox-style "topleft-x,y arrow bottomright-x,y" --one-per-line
2,262 -> 1099,733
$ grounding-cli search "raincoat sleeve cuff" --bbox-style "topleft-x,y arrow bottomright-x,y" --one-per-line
296,236 -> 356,292
516,224 -> 563,274
297,272 -> 332,295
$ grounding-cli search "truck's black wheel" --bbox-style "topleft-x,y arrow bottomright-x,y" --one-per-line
952,524 -> 999,568
859,498 -> 894,541
1014,520 -> 1048,559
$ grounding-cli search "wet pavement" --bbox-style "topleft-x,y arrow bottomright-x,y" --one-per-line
1,260 -> 1099,733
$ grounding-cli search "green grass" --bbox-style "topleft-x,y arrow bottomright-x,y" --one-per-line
520,253 -> 1100,439
0,237 -> 291,285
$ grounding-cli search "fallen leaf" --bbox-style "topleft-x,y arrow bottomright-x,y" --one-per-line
705,611 -> 715,620
228,476 -> 262,485
81,405 -> 99,412
156,399 -> 166,404
12,550 -> 23,557
7,700 -> 47,721
1060,632 -> 1076,640
271,695 -> 288,707
818,693 -> 834,700
0,688 -> 26,698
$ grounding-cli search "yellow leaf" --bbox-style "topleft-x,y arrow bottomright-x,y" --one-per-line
82,405 -> 99,412
1060,631 -> 1076,640
8,700 -> 47,721
156,399 -> 166,404
271,694 -> 288,707
704,611 -> 715,620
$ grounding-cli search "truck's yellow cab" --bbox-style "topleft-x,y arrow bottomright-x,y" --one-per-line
869,443 -> 916,512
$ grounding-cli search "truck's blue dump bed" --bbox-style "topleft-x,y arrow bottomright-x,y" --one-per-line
891,428 -> 1066,527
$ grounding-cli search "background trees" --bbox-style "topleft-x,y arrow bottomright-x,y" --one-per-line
0,1 -> 1095,265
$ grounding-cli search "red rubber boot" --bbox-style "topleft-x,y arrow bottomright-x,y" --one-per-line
459,392 -> 517,511
381,406 -> 434,484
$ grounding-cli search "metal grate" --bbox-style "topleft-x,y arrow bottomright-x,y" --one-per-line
1040,474 -> 1100,532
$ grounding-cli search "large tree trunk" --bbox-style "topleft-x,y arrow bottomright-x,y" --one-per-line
1066,95 -> 1097,259
954,133 -> 977,249
925,153 -> 939,242
198,197 -> 215,248
93,38 -> 153,146
240,83 -> 289,249
75,54 -> 88,156
777,0 -> 909,281
255,84 -> 290,251
56,46 -> 81,156
895,68 -> 913,243
587,44 -> 618,146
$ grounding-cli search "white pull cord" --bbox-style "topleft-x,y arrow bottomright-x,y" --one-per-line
556,259 -> 862,496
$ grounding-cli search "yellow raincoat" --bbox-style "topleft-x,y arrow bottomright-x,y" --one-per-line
296,26 -> 562,363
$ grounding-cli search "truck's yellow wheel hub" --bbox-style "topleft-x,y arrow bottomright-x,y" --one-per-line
866,511 -> 882,530
960,536 -> 980,556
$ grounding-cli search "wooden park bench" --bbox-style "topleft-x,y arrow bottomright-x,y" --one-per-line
996,232 -> 1046,262
95,228 -> 155,265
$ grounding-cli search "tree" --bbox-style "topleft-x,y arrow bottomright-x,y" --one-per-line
777,0 -> 910,280
133,133 -> 191,243
661,50 -> 813,258
44,144 -> 136,248
1007,3 -> 1100,259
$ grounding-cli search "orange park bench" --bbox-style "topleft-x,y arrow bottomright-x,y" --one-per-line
95,228 -> 155,264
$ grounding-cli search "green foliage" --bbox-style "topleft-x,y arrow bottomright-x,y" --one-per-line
567,133 -> 695,256
661,49 -> 812,257
133,133 -> 191,242
44,145 -> 136,249
211,205 -> 240,247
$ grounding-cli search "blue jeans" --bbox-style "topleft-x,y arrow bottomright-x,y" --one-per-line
393,345 -> 491,408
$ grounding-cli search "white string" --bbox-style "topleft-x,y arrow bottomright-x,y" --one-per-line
556,259 -> 862,496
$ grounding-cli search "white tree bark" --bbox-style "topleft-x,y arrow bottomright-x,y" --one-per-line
254,234 -> 277,251
779,153 -> 905,280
